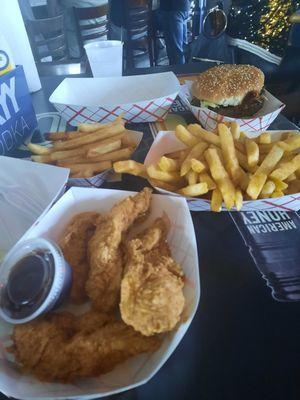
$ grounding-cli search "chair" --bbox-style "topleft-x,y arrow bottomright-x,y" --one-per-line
25,14 -> 68,63
31,5 -> 49,19
123,0 -> 154,69
74,4 -> 110,56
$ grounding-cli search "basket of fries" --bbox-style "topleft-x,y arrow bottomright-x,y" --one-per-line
113,122 -> 300,212
27,117 -> 143,187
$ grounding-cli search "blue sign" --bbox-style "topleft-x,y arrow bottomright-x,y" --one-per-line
0,65 -> 37,156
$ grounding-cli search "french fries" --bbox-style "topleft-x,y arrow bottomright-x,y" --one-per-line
271,178 -> 288,191
158,156 -> 180,172
235,189 -> 243,211
204,147 -> 236,210
247,145 -> 284,199
199,172 -> 216,190
86,137 -> 122,157
211,188 -> 223,212
147,164 -> 181,182
180,142 -> 208,176
113,160 -> 146,177
229,121 -> 240,140
261,180 -> 276,197
259,132 -> 271,144
187,124 -> 220,146
278,135 -> 300,151
179,182 -> 208,197
218,123 -> 243,185
190,158 -> 206,173
77,114 -> 124,133
57,147 -> 134,166
270,154 -> 300,181
175,125 -> 199,147
52,123 -> 125,150
186,170 -> 198,185
28,117 -> 138,178
47,130 -> 87,141
27,143 -> 51,155
112,123 -> 300,212
245,138 -> 259,168
49,147 -> 86,162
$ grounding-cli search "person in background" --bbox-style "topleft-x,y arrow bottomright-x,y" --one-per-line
158,0 -> 191,64
109,0 -> 158,41
109,0 -> 125,40
58,0 -> 108,58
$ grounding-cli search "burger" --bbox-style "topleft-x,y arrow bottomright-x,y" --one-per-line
191,64 -> 265,118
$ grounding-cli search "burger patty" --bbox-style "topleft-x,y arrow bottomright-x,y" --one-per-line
214,91 -> 264,118
191,91 -> 265,118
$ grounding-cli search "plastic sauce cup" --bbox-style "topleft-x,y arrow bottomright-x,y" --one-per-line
0,238 -> 72,324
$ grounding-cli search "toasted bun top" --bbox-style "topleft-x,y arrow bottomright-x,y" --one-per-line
191,64 -> 265,106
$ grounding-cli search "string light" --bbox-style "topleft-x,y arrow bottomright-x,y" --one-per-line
257,0 -> 300,55
227,0 -> 300,56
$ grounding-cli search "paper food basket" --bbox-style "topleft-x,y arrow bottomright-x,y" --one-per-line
49,72 -> 180,126
0,188 -> 200,400
144,131 -> 300,212
179,81 -> 285,132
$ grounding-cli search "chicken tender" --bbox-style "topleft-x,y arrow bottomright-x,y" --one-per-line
87,188 -> 152,312
120,216 -> 185,336
12,311 -> 160,382
60,212 -> 102,303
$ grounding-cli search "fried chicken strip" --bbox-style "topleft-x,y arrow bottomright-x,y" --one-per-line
60,212 -> 102,303
11,311 -> 160,382
87,188 -> 152,311
120,215 -> 185,336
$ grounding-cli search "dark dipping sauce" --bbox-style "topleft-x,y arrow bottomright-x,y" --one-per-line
0,251 -> 55,319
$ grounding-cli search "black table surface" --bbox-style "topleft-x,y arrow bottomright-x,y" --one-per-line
4,64 -> 300,400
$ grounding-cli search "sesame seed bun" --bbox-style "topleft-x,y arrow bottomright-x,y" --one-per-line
191,64 -> 265,107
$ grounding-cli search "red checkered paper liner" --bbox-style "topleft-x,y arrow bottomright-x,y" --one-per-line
144,131 -> 300,212
54,95 -> 177,126
179,82 -> 285,132
68,130 -> 143,188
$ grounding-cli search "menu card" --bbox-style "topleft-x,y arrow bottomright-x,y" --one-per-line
231,211 -> 300,302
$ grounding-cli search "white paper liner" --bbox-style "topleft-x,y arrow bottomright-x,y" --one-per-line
49,73 -> 181,125
144,130 -> 300,212
0,188 -> 199,399
179,82 -> 285,132
0,157 -> 69,257
67,130 -> 143,188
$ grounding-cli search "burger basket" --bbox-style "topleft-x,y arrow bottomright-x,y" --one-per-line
179,81 -> 285,132
49,72 -> 180,125
67,130 -> 143,188
144,130 -> 300,212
